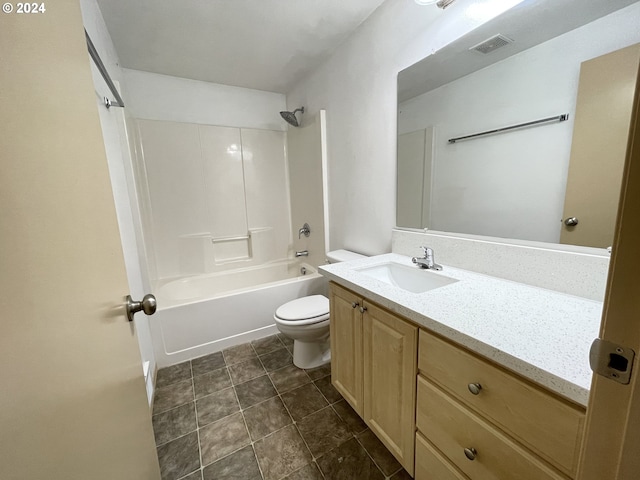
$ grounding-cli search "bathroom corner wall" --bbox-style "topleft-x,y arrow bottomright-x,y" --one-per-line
392,229 -> 609,301
285,0 -> 515,256
122,68 -> 287,131
123,69 -> 292,281
287,111 -> 327,268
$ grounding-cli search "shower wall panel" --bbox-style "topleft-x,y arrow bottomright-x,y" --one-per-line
287,111 -> 327,268
136,119 -> 291,280
199,125 -> 248,238
241,129 -> 292,262
138,120 -> 209,278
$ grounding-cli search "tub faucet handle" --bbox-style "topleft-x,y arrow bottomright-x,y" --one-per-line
298,223 -> 311,238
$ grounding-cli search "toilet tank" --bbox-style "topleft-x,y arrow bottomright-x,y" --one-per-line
326,249 -> 366,263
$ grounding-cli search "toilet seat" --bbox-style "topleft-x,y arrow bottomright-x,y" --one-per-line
274,295 -> 329,326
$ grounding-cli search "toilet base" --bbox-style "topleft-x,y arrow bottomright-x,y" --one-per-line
292,339 -> 331,369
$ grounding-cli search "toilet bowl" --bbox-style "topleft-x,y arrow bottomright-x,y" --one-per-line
274,249 -> 365,369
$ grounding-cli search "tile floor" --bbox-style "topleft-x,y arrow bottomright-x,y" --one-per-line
152,333 -> 412,480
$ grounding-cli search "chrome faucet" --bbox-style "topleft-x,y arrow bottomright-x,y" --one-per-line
295,250 -> 309,257
298,223 -> 311,239
412,246 -> 442,271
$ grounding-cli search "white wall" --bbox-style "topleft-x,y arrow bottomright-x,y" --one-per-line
398,4 -> 640,243
79,0 -> 157,403
286,0 -> 518,255
123,69 -> 287,130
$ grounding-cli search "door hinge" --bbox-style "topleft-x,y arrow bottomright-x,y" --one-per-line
589,338 -> 635,385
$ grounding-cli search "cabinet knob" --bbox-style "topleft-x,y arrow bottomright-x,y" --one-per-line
351,302 -> 359,309
464,447 -> 477,461
468,383 -> 482,395
359,306 -> 367,313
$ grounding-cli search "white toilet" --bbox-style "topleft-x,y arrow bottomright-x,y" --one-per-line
274,249 -> 365,369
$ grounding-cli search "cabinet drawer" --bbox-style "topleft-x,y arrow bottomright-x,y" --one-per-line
417,376 -> 567,480
416,432 -> 469,480
418,331 -> 583,475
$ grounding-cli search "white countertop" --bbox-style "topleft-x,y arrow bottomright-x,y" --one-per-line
319,253 -> 603,406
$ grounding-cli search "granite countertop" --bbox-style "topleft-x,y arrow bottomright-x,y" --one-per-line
319,253 -> 603,406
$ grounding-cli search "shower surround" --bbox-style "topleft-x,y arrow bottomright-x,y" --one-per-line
137,119 -> 292,278
133,117 -> 327,366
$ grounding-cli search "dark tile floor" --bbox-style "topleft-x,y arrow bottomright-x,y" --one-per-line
152,333 -> 412,480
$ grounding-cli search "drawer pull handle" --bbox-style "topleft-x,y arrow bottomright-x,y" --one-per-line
464,447 -> 478,461
359,306 -> 368,313
351,302 -> 359,309
468,383 -> 482,395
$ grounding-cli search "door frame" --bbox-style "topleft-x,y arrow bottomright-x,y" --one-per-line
577,64 -> 640,479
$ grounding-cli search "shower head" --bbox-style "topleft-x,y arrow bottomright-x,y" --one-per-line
280,107 -> 304,127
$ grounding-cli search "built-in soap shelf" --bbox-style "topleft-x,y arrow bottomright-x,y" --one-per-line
178,227 -> 277,273
211,232 -> 252,263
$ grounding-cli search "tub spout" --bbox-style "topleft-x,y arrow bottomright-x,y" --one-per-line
295,250 -> 309,257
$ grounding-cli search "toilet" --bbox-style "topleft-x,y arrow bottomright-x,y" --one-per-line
274,249 -> 366,369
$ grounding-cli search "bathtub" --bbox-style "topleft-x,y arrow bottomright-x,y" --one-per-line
150,260 -> 327,367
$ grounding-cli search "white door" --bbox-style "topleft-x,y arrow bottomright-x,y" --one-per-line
0,2 -> 161,479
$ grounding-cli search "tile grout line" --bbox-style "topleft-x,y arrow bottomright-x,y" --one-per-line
190,359 -> 205,479
251,338 -> 321,480
201,340 -> 290,476
353,433 -> 395,479
229,348 -> 266,480
159,337 -> 387,480
248,338 -> 277,480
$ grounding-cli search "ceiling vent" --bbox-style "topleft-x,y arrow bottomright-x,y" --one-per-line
469,34 -> 514,55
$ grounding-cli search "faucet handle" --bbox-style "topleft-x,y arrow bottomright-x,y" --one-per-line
298,223 -> 311,239
420,246 -> 431,257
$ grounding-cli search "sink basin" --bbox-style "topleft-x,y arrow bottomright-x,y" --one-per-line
355,262 -> 458,293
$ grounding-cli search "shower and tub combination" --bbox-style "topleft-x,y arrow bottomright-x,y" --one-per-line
133,107 -> 336,367
152,259 -> 326,367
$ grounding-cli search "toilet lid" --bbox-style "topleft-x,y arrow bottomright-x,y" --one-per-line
275,295 -> 329,321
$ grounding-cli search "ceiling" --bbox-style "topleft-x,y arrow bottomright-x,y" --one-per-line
96,0 -> 387,94
398,0 -> 640,102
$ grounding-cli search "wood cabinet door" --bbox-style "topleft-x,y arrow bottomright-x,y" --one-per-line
363,301 -> 418,475
329,283 -> 364,415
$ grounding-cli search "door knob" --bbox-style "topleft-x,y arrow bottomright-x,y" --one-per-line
126,294 -> 157,322
564,217 -> 579,226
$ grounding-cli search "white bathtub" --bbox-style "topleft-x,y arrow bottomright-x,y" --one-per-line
150,260 -> 327,367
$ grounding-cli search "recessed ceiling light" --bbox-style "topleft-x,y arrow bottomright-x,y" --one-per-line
414,0 -> 439,5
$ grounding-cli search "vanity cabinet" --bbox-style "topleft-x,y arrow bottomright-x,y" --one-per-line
329,282 -> 364,414
329,281 -> 586,480
418,332 -> 585,477
329,282 -> 417,475
416,331 -> 585,480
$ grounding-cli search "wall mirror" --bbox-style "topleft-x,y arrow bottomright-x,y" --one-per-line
396,0 -> 640,248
